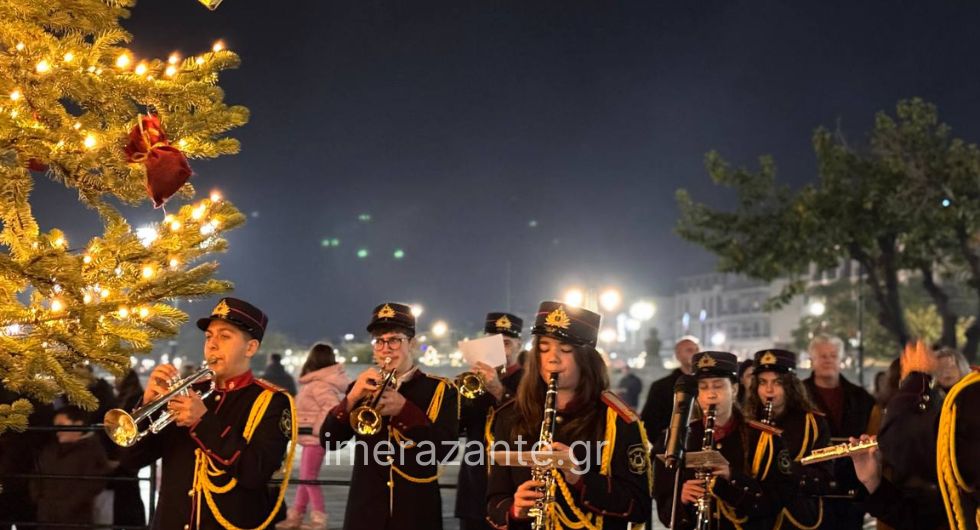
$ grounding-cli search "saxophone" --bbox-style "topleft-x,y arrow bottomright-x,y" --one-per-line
529,372 -> 560,530
695,404 -> 717,530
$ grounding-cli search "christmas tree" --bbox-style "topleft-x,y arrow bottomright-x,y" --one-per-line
0,0 -> 248,433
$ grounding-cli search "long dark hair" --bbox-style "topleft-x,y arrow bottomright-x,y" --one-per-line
115,369 -> 143,409
301,343 -> 337,376
513,336 -> 609,442
745,371 -> 817,421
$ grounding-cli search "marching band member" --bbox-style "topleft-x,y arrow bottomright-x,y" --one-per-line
456,312 -> 526,530
122,297 -> 296,530
320,302 -> 459,530
486,302 -> 652,530
654,351 -> 789,530
745,349 -> 832,529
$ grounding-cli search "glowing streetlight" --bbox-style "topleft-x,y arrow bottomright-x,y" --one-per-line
599,328 -> 618,344
710,331 -> 727,347
809,301 -> 826,317
564,288 -> 584,307
410,305 -> 424,318
629,300 -> 656,321
431,320 -> 448,338
599,288 -> 622,312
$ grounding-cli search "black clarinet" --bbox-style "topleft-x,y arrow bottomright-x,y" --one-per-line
529,372 -> 560,530
695,404 -> 717,530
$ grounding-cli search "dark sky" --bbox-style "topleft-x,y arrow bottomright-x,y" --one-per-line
34,0 -> 980,342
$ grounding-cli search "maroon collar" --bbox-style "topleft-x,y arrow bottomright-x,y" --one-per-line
712,416 -> 737,441
217,369 -> 254,392
503,363 -> 521,378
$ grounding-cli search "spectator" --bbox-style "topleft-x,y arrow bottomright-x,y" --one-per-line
278,344 -> 350,530
736,358 -> 754,407
614,366 -> 643,409
935,347 -> 969,392
31,405 -> 110,530
261,353 -> 297,395
802,334 -> 879,530
0,385 -> 54,530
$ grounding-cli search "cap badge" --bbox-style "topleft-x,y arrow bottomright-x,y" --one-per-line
760,351 -> 778,366
544,306 -> 571,330
377,304 -> 396,319
495,315 -> 512,330
212,300 -> 230,318
697,355 -> 717,369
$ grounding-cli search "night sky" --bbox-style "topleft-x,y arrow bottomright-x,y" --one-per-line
32,1 -> 980,342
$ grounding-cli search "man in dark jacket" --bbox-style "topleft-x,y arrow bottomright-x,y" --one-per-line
261,353 -> 298,395
802,334 -> 880,530
640,335 -> 700,444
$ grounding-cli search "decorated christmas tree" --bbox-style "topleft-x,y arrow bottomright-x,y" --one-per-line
0,0 -> 247,433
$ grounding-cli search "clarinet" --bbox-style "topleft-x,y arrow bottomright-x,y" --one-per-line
529,372 -> 560,530
762,398 -> 774,425
695,404 -> 717,530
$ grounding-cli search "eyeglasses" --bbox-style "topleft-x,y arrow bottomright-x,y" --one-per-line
372,337 -> 407,350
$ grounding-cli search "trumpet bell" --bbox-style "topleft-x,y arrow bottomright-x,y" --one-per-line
104,409 -> 140,447
351,405 -> 383,436
455,371 -> 485,400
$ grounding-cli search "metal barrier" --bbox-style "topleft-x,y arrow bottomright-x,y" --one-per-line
0,424 -> 460,529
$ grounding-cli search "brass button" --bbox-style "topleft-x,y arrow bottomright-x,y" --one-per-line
386,481 -> 393,487
187,489 -> 193,497
214,395 -> 221,401
184,525 -> 190,530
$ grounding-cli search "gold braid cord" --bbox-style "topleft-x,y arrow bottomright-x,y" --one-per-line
192,390 -> 298,530
938,371 -> 980,530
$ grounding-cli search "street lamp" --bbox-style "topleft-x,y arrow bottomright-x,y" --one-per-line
808,300 -> 826,317
564,288 -> 585,307
411,305 -> 424,318
599,328 -> 618,344
432,320 -> 448,338
599,288 -> 622,312
629,301 -> 656,321
710,330 -> 726,347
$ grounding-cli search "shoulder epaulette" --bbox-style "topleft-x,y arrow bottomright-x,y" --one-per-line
255,378 -> 287,393
809,409 -> 827,417
425,373 -> 452,385
600,390 -> 638,424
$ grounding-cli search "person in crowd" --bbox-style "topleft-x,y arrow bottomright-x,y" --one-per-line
278,343 -> 350,530
615,365 -> 643,409
109,369 -> 147,527
737,358 -> 755,407
31,405 -> 110,530
262,352 -> 298,396
935,347 -> 970,393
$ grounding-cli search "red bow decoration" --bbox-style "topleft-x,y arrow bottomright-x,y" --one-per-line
124,114 -> 192,208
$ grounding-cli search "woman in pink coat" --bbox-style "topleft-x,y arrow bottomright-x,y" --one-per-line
279,344 -> 350,530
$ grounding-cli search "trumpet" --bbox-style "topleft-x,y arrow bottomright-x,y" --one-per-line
455,370 -> 486,400
350,357 -> 398,436
104,366 -> 215,447
801,439 -> 878,465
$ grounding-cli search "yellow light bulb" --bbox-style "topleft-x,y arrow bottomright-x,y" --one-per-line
164,65 -> 177,77
170,220 -> 182,230
83,254 -> 92,264
10,110 -> 18,118
169,258 -> 180,269
36,59 -> 51,73
53,237 -> 65,248
15,42 -> 25,51
63,52 -> 74,63
83,133 -> 97,149
191,204 -> 206,220
118,306 -> 129,318
195,56 -> 205,65
116,53 -> 131,68
83,293 -> 93,304
210,190 -> 222,202
73,121 -> 82,130
100,288 -> 110,298
134,62 -> 148,76
168,53 -> 180,65
212,40 -> 225,52
209,219 -> 220,229
142,265 -> 155,278
87,65 -> 96,73
177,139 -> 187,148
51,299 -> 64,313
139,307 -> 150,318
10,89 -> 21,101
